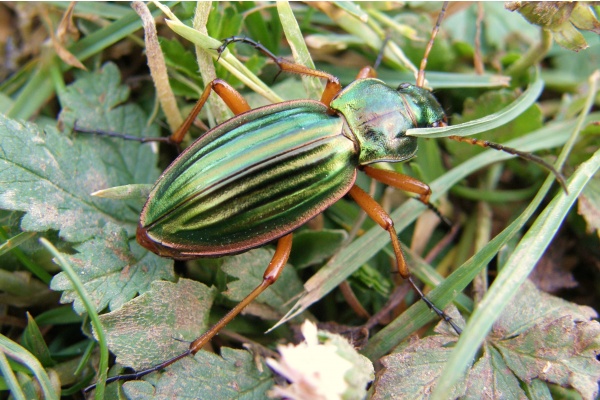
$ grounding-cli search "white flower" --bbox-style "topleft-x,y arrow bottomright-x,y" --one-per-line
267,320 -> 374,400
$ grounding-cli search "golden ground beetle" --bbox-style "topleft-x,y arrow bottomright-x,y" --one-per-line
83,3 -> 566,392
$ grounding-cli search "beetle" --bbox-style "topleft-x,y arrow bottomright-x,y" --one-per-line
83,3 -> 566,391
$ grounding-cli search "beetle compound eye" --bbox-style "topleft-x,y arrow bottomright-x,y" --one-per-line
398,83 -> 412,90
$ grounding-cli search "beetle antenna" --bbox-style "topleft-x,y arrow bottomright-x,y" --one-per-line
373,36 -> 392,71
73,122 -> 181,152
416,2 -> 449,88
448,135 -> 568,193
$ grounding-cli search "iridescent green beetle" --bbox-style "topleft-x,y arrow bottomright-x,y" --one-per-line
137,79 -> 445,260
84,3 -> 561,391
122,39 -> 458,387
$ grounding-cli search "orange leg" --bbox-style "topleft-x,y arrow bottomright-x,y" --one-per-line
85,234 -> 293,392
362,166 -> 451,226
218,37 -> 342,107
188,234 -> 292,354
355,66 -> 377,79
363,166 -> 431,204
347,185 -> 460,333
169,79 -> 251,145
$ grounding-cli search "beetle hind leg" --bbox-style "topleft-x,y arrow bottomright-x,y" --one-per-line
84,234 -> 293,393
187,234 -> 293,354
347,184 -> 461,335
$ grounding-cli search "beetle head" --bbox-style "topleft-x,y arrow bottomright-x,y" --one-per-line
397,83 -> 447,129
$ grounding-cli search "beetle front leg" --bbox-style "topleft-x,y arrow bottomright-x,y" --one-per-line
347,185 -> 461,334
362,165 -> 451,227
169,79 -> 251,145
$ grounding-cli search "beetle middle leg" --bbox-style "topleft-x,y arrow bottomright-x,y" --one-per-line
347,184 -> 461,334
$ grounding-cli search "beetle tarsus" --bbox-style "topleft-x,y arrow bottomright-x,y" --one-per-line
84,349 -> 193,393
418,197 -> 453,228
408,277 -> 462,335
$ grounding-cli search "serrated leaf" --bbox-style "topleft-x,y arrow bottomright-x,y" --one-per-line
221,249 -> 304,320
50,222 -> 174,314
99,279 -> 217,371
491,281 -> 600,400
372,281 -> 600,399
1,63 -> 178,318
464,344 -> 528,400
492,280 -> 596,337
123,348 -> 274,400
0,63 -> 160,243
372,333 -> 466,399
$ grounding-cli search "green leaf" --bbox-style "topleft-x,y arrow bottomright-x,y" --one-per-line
221,249 -> 305,319
0,63 -> 160,242
289,229 -> 347,269
1,62 -> 175,314
372,282 -> 600,399
372,315 -> 467,399
99,279 -> 217,371
448,89 -> 544,163
464,345 -> 528,399
50,222 -> 174,314
122,348 -> 274,399
491,281 -> 600,400
21,313 -> 54,368
0,334 -> 59,400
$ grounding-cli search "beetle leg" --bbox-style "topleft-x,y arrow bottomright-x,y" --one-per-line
347,184 -> 461,334
355,66 -> 377,79
270,59 -> 341,107
84,234 -> 293,392
187,233 -> 293,354
218,36 -> 341,107
169,79 -> 251,145
362,165 -> 451,226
